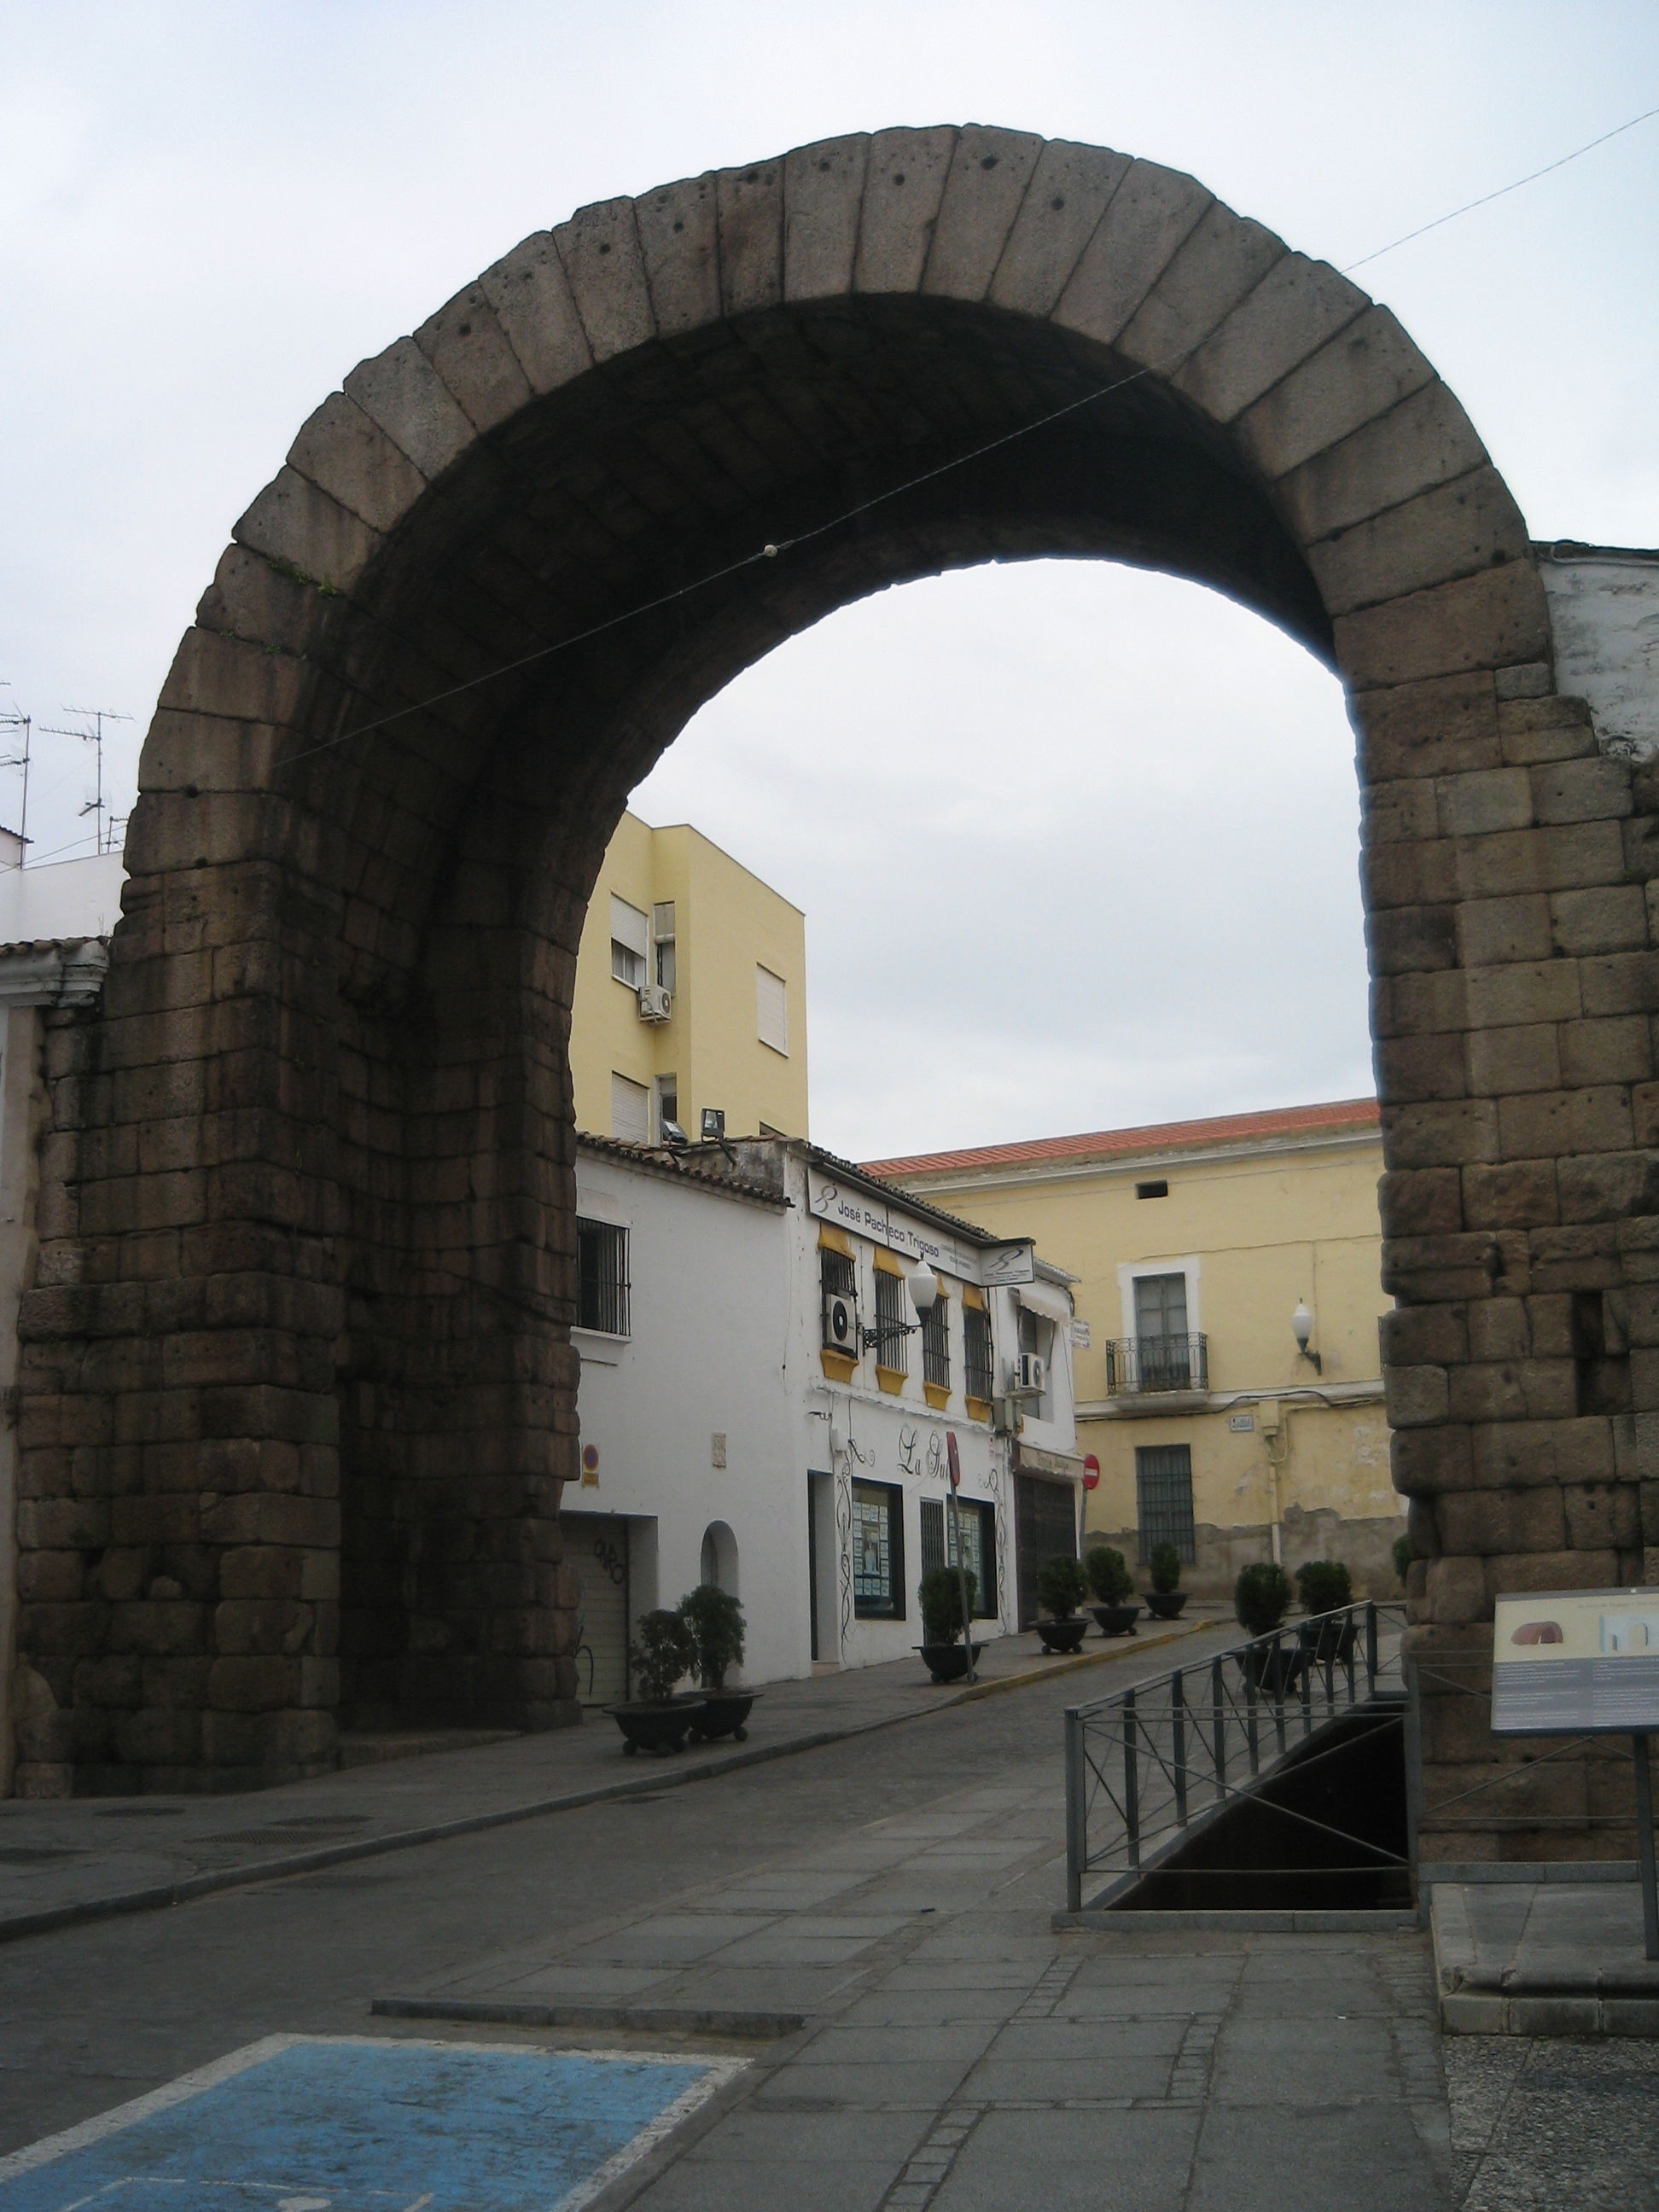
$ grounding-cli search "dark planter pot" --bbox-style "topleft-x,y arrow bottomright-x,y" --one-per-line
1090,1604 -> 1141,1638
1145,1592 -> 1188,1620
1298,1616 -> 1360,1666
1237,1643 -> 1303,1697
689,1689 -> 761,1743
917,1641 -> 987,1683
608,1699 -> 706,1754
1036,1616 -> 1091,1654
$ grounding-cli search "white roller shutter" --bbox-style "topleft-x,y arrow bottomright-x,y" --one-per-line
610,1072 -> 649,1144
756,963 -> 789,1055
562,1512 -> 632,1706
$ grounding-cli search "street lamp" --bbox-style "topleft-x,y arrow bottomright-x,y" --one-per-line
1291,1299 -> 1322,1375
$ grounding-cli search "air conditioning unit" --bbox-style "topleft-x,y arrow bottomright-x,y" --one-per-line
823,1287 -> 860,1356
637,982 -> 672,1023
1010,1353 -> 1047,1397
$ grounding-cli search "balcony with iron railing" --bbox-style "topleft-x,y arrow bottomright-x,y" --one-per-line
1103,1333 -> 1209,1397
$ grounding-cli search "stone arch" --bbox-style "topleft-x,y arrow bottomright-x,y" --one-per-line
14,127 -> 1648,1843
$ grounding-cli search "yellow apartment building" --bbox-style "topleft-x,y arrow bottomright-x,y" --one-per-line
570,812 -> 809,1146
869,1100 -> 1404,1597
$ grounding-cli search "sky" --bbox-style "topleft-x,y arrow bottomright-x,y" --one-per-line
3,3 -> 1656,1157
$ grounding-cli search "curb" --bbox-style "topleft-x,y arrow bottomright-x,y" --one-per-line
371,1994 -> 804,2040
0,1620 -> 1208,1948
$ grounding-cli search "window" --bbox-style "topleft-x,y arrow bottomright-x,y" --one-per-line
1017,1304 -> 1055,1415
875,1266 -> 908,1377
1136,1444 -> 1195,1565
1132,1272 -> 1193,1389
576,1219 -> 630,1336
1134,1272 -> 1189,1337
652,903 -> 676,996
609,896 -> 649,988
920,1496 -> 996,1615
852,1479 -> 905,1618
756,963 -> 789,1055
821,1244 -> 856,1304
610,1072 -> 649,1145
964,1301 -> 994,1403
655,1074 -> 678,1138
921,1295 -> 950,1392
1136,1179 -> 1168,1199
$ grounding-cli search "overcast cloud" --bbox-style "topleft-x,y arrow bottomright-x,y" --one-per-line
3,3 -> 1655,1156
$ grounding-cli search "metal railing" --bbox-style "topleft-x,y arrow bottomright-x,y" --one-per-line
1102,1333 -> 1209,1394
1063,1601 -> 1408,1912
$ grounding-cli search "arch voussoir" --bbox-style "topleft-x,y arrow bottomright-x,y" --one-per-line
987,139 -> 1131,319
783,134 -> 870,305
853,125 -> 958,294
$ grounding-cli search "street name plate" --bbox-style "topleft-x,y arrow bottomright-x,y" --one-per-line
1491,1586 -> 1659,1735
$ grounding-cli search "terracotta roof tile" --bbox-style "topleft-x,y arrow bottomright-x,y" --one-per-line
863,1097 -> 1380,1179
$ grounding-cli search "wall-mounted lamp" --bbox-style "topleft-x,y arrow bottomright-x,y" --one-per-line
862,1260 -> 939,1351
1291,1299 -> 1322,1375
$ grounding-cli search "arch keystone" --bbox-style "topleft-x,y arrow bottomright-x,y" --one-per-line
922,124 -> 1044,301
854,125 -> 957,294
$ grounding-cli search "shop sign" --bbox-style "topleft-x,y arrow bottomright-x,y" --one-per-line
807,1167 -> 1033,1285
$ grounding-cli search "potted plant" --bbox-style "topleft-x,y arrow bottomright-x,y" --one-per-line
1084,1545 -> 1140,1637
1295,1559 -> 1357,1664
1233,1561 -> 1301,1696
1144,1541 -> 1188,1621
608,1608 -> 704,1753
917,1564 -> 984,1682
678,1582 -> 760,1741
1033,1554 -> 1091,1653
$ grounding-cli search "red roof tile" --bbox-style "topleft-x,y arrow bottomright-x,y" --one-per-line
863,1097 -> 1380,1179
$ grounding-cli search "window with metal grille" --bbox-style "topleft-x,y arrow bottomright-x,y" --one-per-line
919,1496 -> 996,1615
921,1296 -> 950,1390
852,1479 -> 905,1617
964,1303 -> 994,1402
1135,1443 -> 1195,1565
576,1219 -> 630,1336
875,1267 -> 907,1375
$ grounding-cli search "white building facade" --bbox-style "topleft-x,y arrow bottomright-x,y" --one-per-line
567,1135 -> 1082,1706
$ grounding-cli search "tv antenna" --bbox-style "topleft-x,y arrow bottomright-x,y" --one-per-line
0,684 -> 30,860
41,706 -> 132,856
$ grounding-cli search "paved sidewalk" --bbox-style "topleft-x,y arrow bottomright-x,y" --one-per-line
375,1666 -> 1453,2210
0,1614 -> 1220,1941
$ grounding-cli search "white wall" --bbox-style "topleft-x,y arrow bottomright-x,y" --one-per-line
571,1151 -> 803,1687
0,853 -> 125,944
1540,546 -> 1659,760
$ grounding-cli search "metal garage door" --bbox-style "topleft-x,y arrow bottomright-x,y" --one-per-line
562,1512 -> 632,1706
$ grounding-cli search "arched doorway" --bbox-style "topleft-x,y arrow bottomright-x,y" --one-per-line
13,129 -> 1639,1859
700,1522 -> 740,1597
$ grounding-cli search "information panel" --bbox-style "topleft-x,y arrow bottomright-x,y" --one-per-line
1491,1587 -> 1659,1735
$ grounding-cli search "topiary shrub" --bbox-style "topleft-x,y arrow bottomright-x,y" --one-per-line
1392,1532 -> 1413,1587
1149,1542 -> 1184,1596
1295,1560 -> 1353,1616
679,1583 -> 746,1691
1085,1545 -> 1133,1604
918,1565 -> 978,1645
1037,1554 -> 1089,1620
1234,1561 -> 1292,1639
629,1608 -> 696,1703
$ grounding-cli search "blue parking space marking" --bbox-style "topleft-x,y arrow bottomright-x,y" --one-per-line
0,2034 -> 742,2212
